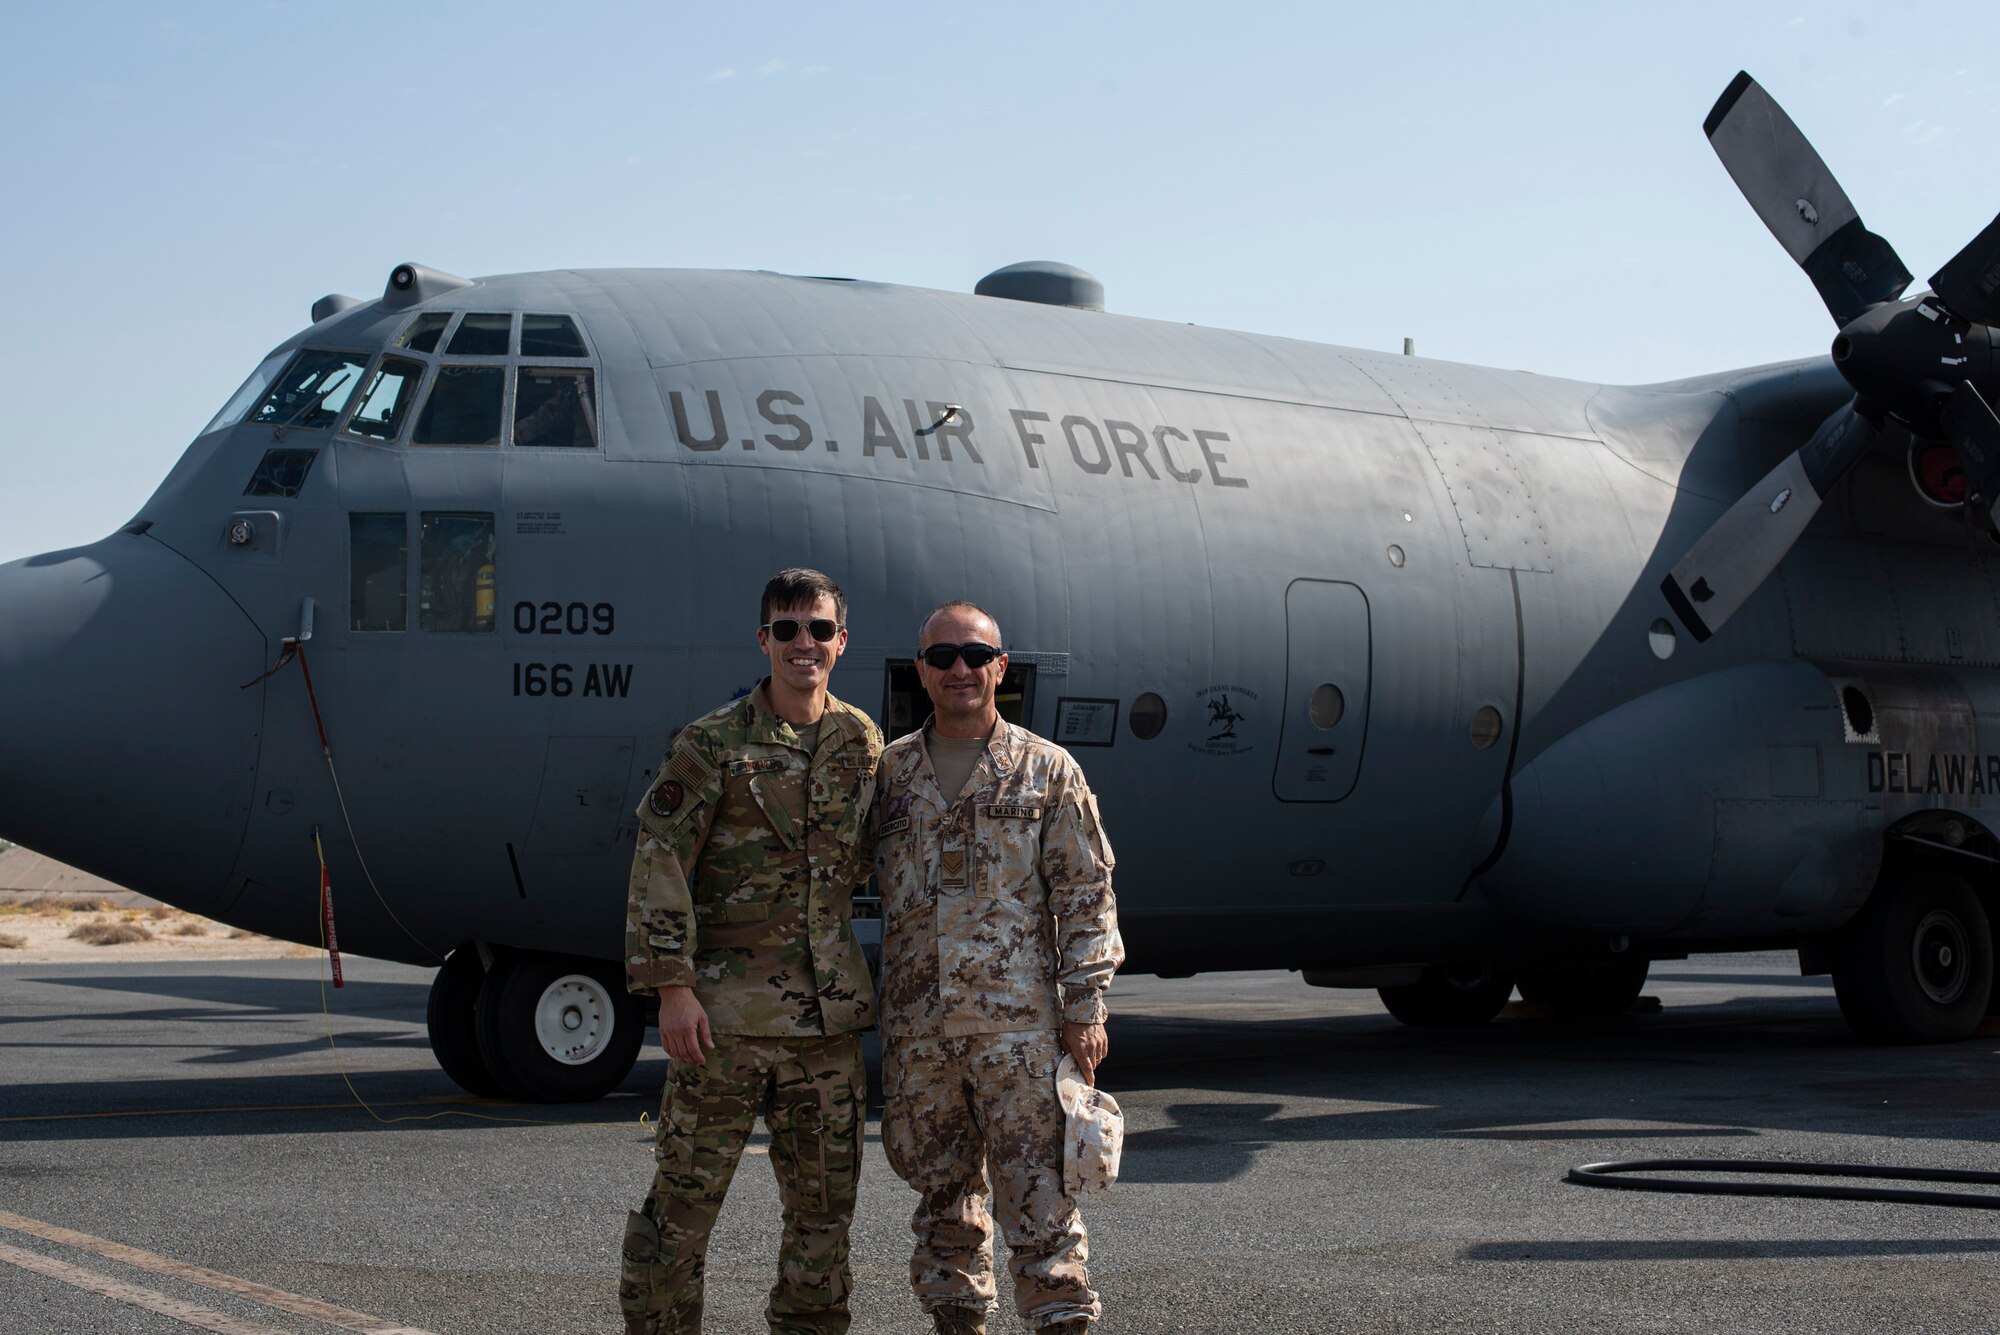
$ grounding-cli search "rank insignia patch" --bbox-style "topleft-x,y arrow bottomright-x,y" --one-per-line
649,779 -> 684,818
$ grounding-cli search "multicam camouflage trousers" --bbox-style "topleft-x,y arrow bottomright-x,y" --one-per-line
620,1032 -> 864,1335
882,1029 -> 1099,1327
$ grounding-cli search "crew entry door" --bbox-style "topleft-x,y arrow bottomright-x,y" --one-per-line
1273,579 -> 1371,801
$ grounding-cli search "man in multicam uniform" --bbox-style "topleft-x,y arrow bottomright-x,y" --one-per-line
874,600 -> 1124,1335
620,568 -> 884,1335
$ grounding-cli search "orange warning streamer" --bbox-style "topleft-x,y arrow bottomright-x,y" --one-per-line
313,827 -> 343,988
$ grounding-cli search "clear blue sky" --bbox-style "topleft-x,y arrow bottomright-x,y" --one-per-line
1,2 -> 1989,563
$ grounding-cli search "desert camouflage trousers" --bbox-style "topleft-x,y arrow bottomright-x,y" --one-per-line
882,1029 -> 1098,1327
620,1032 -> 864,1335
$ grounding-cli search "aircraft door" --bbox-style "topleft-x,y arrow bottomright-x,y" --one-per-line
1273,579 -> 1371,802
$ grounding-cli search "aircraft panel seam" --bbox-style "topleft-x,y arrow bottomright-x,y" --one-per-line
648,351 -> 994,372
134,531 -> 269,908
1459,569 -> 1528,900
1355,358 -> 1556,573
669,456 -> 1059,515
998,361 -> 1421,421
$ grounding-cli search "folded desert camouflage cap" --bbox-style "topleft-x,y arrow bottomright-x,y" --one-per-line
1056,1054 -> 1124,1195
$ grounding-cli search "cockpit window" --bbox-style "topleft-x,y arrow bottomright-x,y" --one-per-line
346,356 -> 425,441
520,315 -> 587,358
203,348 -> 294,435
446,314 -> 513,356
396,313 -> 451,353
249,350 -> 366,430
413,366 -> 505,446
245,448 -> 319,498
514,368 -> 597,448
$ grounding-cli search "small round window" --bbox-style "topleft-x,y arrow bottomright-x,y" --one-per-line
1470,705 -> 1504,750
1130,692 -> 1168,740
1309,683 -> 1345,729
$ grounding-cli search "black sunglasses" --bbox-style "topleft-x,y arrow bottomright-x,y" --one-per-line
919,641 -> 1003,670
763,618 -> 843,643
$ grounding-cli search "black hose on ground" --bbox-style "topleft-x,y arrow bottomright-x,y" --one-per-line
1567,1158 -> 2000,1209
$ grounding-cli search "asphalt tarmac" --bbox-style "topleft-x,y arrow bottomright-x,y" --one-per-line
2,953 -> 1998,1334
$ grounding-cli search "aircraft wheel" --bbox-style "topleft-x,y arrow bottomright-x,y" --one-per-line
1833,871 -> 1993,1044
426,946 -> 506,1098
1515,958 -> 1650,1017
1378,964 -> 1515,1026
475,951 -> 644,1102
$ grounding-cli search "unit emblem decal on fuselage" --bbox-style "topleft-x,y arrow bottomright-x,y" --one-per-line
1189,685 -> 1257,756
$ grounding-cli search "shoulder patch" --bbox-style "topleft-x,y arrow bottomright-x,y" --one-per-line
648,779 -> 684,818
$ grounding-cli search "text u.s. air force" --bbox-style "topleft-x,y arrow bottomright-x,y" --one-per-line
665,389 -> 1252,489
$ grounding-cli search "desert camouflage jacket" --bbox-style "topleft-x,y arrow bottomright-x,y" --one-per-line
625,682 -> 883,1036
874,718 -> 1123,1037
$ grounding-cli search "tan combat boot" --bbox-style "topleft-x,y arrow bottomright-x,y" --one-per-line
931,1307 -> 987,1335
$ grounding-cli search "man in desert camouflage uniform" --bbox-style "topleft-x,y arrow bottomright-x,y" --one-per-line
874,600 -> 1124,1335
620,568 -> 884,1335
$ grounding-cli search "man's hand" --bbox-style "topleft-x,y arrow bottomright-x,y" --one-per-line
657,987 -> 714,1065
1060,1021 -> 1107,1087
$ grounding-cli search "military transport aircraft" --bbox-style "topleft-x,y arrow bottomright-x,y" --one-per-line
4,73 -> 2000,1102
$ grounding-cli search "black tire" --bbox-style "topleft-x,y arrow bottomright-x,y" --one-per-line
1833,871 -> 1993,1044
1514,958 -> 1650,1017
474,951 -> 645,1102
1378,965 -> 1516,1026
427,945 -> 506,1098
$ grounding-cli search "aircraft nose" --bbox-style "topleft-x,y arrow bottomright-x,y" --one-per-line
0,535 -> 266,913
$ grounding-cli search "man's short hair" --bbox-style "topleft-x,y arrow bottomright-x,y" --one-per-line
918,600 -> 1003,648
762,568 -> 847,625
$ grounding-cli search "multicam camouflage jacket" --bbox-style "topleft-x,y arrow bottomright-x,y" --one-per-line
873,719 -> 1124,1037
625,682 -> 883,1036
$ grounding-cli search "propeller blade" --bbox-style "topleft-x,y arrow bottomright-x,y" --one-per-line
1704,71 -> 1911,324
1939,380 -> 2000,511
1661,403 -> 1879,641
1929,211 -> 2000,327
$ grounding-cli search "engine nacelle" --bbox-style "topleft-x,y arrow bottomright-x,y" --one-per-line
1478,660 -> 1879,939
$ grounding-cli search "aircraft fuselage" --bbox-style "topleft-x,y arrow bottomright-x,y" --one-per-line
1,267 -> 1989,991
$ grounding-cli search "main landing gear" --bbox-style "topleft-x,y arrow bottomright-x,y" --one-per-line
426,945 -> 645,1102
1378,964 -> 1517,1025
1515,957 -> 1651,1018
1833,870 -> 1994,1044
1376,957 -> 1652,1027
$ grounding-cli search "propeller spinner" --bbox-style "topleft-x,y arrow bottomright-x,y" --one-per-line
1660,72 -> 2000,642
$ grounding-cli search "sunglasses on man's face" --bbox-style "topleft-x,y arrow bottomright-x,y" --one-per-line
763,618 -> 843,643
919,641 -> 1003,671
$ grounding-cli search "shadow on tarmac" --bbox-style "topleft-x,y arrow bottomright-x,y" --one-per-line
4,967 -> 1996,1173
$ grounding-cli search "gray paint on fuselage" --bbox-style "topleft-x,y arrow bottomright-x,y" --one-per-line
13,266 -> 2000,975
